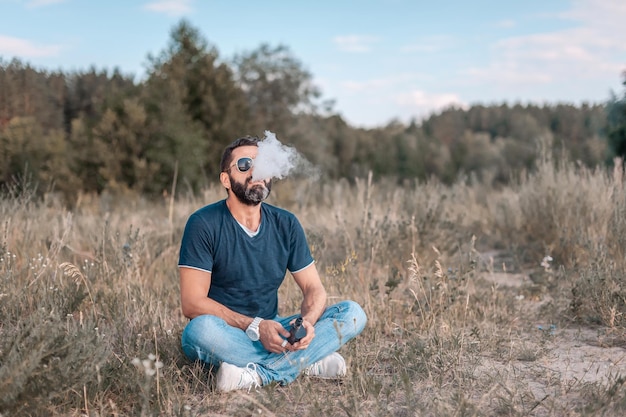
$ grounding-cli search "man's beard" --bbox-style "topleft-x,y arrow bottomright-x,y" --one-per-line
229,175 -> 272,206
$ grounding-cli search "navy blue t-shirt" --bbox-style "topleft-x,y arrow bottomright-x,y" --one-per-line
178,200 -> 314,319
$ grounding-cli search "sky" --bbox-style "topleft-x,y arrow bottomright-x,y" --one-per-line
1,0 -> 625,128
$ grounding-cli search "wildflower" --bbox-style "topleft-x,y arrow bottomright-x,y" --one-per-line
540,255 -> 553,271
132,354 -> 164,377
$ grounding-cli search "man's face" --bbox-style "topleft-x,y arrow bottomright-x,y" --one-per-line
227,146 -> 272,206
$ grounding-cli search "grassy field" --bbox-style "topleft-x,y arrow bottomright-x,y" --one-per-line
1,156 -> 626,416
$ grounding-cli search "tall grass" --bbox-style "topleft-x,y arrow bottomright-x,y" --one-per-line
1,156 -> 625,416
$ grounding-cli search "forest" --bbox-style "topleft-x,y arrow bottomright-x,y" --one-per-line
1,19 -> 626,204
3,19 -> 626,416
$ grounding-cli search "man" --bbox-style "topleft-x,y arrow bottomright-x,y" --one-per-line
178,136 -> 367,392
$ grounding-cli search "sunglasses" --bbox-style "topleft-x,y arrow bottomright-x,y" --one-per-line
229,157 -> 254,173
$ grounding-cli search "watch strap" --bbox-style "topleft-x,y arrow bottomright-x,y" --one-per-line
251,317 -> 262,327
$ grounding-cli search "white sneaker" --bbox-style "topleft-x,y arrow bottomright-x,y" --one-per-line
304,352 -> 347,379
216,362 -> 262,392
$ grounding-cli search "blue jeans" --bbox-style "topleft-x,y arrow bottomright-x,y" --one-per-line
181,300 -> 367,386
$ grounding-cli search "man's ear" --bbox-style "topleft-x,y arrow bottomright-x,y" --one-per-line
219,172 -> 230,190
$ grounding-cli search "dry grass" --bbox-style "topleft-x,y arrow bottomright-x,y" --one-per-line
1,156 -> 626,416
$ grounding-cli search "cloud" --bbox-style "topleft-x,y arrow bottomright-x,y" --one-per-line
396,90 -> 465,113
0,35 -> 62,57
341,78 -> 395,92
560,0 -> 626,33
462,66 -> 553,85
143,0 -> 192,17
333,35 -> 379,53
400,35 -> 456,53
340,73 -> 432,93
26,0 -> 66,8
464,0 -> 626,87
494,19 -> 516,29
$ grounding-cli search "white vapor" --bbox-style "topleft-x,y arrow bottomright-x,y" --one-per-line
251,131 -> 316,181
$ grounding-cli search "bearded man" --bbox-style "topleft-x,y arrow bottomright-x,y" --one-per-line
178,136 -> 367,391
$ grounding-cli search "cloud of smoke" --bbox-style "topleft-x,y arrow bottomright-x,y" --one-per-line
251,131 -> 318,181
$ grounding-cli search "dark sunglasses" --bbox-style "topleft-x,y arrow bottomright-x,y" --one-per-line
229,157 -> 254,173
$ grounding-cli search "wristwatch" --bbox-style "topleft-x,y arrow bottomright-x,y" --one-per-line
245,317 -> 263,341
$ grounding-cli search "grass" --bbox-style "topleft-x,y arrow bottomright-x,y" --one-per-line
1,155 -> 626,416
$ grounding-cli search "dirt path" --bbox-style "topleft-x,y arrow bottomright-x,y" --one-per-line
478,265 -> 626,415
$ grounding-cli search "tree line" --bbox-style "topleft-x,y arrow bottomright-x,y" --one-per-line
1,20 -> 624,205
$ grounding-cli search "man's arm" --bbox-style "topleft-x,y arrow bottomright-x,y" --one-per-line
292,263 -> 327,325
179,267 -> 252,330
180,266 -> 291,353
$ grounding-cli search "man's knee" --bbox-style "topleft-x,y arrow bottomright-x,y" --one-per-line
334,300 -> 367,336
181,315 -> 225,363
181,315 -> 224,348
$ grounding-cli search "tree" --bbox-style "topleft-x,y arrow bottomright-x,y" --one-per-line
0,59 -> 66,132
232,43 -> 323,135
65,67 -> 139,195
0,117 -> 78,196
142,20 -> 249,191
91,99 -> 159,193
64,67 -> 137,134
606,73 -> 626,162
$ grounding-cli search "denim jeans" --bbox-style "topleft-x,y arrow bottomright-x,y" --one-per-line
181,300 -> 367,386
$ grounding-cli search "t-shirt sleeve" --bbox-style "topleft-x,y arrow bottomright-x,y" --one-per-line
287,215 -> 315,273
178,212 -> 214,273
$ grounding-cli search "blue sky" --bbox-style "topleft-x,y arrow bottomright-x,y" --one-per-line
1,0 -> 625,128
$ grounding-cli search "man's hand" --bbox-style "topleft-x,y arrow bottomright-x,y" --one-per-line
285,318 -> 315,351
259,320 -> 292,353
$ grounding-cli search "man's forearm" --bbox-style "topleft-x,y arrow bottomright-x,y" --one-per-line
300,286 -> 327,325
184,297 -> 253,330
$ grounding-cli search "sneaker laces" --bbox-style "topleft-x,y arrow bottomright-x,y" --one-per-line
304,360 -> 321,376
243,363 -> 261,392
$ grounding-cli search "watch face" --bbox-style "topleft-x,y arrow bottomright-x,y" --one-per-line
246,327 -> 259,341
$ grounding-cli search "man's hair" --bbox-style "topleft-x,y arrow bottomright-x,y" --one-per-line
220,136 -> 260,172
